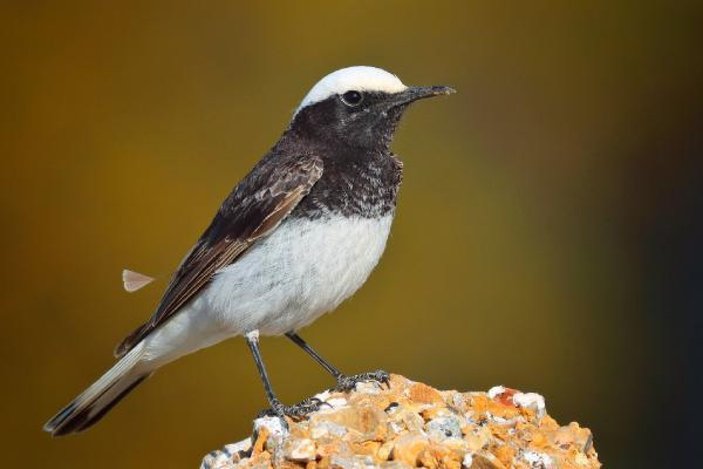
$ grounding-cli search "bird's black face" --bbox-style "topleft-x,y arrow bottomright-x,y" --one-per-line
292,86 -> 455,151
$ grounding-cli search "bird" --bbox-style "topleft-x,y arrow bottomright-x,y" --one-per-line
44,66 -> 454,436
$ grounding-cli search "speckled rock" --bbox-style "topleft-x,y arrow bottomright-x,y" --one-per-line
201,375 -> 600,469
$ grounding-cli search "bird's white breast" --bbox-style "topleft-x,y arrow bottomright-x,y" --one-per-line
206,214 -> 393,335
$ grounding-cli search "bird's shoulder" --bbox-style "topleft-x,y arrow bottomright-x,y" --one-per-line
214,151 -> 323,229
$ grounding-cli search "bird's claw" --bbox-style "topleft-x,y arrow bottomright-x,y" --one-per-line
335,369 -> 390,392
256,396 -> 329,422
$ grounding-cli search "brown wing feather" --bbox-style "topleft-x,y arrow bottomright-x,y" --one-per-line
114,155 -> 323,358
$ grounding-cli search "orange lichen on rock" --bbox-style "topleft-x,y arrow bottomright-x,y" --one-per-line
201,375 -> 600,469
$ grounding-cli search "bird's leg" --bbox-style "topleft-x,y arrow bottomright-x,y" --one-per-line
245,331 -> 284,416
285,331 -> 344,379
285,332 -> 390,392
245,330 -> 325,422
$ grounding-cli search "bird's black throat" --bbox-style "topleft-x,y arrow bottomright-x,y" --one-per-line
280,94 -> 407,219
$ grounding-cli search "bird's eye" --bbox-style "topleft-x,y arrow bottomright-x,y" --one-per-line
340,90 -> 364,107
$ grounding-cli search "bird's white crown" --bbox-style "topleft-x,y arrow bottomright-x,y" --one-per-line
295,66 -> 407,115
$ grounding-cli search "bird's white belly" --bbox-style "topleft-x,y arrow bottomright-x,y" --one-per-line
143,214 -> 394,364
209,214 -> 393,334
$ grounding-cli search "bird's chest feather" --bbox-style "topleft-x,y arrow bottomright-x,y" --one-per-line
205,214 -> 394,334
294,151 -> 403,219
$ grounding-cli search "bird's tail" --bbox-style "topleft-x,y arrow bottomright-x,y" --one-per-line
43,343 -> 152,436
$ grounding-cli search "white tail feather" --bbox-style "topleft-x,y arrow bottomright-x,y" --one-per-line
43,343 -> 150,436
122,269 -> 155,292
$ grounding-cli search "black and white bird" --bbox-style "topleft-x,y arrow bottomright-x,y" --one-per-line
44,66 -> 454,436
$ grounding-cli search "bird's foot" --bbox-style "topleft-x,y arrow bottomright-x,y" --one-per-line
335,369 -> 390,392
256,396 -> 329,422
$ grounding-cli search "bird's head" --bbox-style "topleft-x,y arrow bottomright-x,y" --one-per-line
290,66 -> 454,150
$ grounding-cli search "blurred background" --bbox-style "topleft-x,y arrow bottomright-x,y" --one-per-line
2,1 -> 701,467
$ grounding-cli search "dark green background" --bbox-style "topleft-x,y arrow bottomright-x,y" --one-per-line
2,1 -> 701,467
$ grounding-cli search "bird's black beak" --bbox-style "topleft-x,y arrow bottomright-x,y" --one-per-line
390,85 -> 456,107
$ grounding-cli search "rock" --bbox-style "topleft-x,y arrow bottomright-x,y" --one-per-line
201,374 -> 601,469
390,432 -> 430,466
283,438 -> 316,462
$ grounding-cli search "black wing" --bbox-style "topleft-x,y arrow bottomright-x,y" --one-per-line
115,153 -> 323,358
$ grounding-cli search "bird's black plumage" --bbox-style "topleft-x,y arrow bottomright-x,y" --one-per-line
285,92 -> 407,219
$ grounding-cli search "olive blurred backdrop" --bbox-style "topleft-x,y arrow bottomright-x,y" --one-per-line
2,1 -> 701,467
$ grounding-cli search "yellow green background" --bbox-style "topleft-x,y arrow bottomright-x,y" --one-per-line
2,1 -> 701,467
